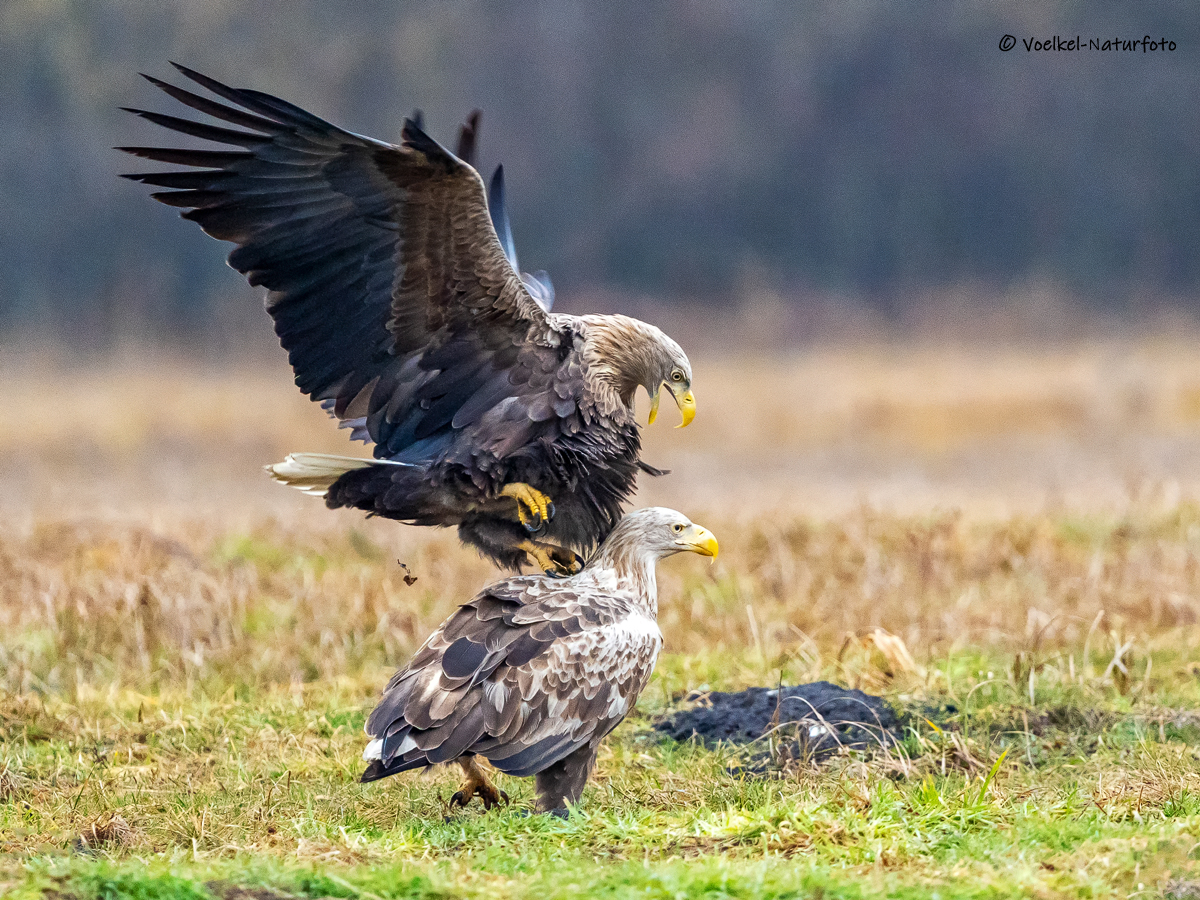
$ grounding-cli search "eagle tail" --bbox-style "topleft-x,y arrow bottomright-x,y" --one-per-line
266,453 -> 412,497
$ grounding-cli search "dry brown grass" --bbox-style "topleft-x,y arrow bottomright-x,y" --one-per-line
11,333 -> 1200,520
4,336 -> 1200,696
73,813 -> 135,852
6,336 -> 1200,897
4,499 -> 1200,698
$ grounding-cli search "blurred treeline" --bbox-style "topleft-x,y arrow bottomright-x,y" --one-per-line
1,0 -> 1198,345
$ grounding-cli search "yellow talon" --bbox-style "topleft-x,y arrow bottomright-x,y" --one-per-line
517,540 -> 582,576
501,483 -> 554,532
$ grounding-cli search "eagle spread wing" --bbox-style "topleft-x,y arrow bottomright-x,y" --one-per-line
362,576 -> 661,780
120,64 -> 578,461
121,67 -> 693,576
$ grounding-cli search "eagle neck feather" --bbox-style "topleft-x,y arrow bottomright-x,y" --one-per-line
585,530 -> 659,617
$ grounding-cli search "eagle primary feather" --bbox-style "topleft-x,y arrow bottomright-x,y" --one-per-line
360,507 -> 717,815
120,65 -> 697,574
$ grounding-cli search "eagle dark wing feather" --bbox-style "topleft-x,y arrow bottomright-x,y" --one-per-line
486,732 -> 579,778
121,76 -> 398,409
442,636 -> 491,680
426,700 -> 488,764
120,65 -> 584,467
502,631 -> 553,669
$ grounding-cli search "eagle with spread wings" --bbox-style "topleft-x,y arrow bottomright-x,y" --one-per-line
120,65 -> 696,574
360,507 -> 718,815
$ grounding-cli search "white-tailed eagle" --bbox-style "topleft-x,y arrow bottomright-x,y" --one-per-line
360,507 -> 716,815
120,65 -> 697,574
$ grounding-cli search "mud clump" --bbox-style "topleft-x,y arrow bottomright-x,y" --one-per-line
655,681 -> 904,765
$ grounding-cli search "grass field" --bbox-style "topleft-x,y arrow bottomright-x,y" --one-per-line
5,335 -> 1200,898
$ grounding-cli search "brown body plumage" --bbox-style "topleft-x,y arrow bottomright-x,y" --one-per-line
120,65 -> 698,574
360,507 -> 718,815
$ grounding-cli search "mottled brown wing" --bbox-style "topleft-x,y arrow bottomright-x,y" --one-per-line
477,612 -> 662,777
120,65 -> 580,461
363,579 -> 660,779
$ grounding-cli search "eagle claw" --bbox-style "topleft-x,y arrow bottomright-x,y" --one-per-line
449,786 -> 510,812
518,540 -> 582,577
543,551 -> 585,578
447,757 -> 510,813
501,483 -> 555,534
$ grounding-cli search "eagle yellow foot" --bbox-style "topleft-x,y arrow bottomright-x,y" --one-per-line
517,539 -> 583,577
449,757 -> 509,811
501,483 -> 555,533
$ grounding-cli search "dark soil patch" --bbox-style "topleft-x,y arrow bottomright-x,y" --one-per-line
654,681 -> 905,765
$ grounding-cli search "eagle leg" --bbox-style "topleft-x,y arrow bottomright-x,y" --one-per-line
449,756 -> 509,811
534,744 -> 597,815
517,539 -> 583,577
500,483 -> 555,533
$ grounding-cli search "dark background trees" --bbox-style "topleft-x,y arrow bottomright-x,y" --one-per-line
1,0 -> 1197,345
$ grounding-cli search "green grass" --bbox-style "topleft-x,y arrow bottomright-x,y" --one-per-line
5,648 -> 1200,899
9,493 -> 1200,897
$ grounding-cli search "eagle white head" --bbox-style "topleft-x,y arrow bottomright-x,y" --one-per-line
587,507 -> 717,574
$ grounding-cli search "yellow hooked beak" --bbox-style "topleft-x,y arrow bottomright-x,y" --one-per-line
677,523 -> 718,558
648,384 -> 696,428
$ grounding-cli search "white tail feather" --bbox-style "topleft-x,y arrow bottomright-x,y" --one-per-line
266,453 -> 394,497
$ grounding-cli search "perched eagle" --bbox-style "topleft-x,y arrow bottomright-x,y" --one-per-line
120,65 -> 697,574
360,507 -> 718,815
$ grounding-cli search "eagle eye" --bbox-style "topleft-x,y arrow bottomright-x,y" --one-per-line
672,523 -> 684,533
671,370 -> 684,382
